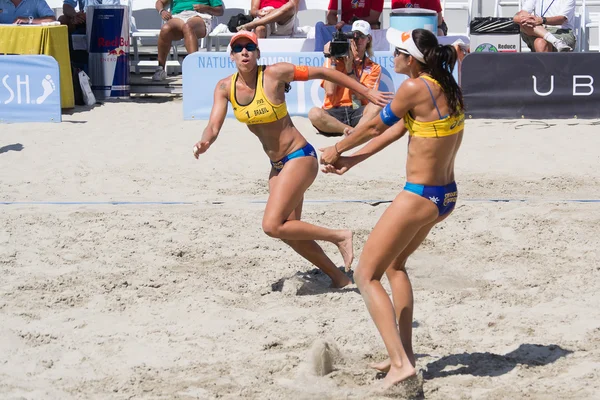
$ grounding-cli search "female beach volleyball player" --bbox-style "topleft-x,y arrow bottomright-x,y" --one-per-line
193,31 -> 392,288
320,28 -> 465,387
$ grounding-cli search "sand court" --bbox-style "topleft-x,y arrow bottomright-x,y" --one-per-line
1,99 -> 599,399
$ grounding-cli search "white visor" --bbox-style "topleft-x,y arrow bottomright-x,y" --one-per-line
386,28 -> 425,64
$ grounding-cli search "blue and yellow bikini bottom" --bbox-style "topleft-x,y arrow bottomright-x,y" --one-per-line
404,181 -> 458,216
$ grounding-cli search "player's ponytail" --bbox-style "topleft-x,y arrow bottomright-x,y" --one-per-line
412,29 -> 464,116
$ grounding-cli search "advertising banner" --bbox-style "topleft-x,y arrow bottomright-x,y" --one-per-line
462,53 -> 600,119
183,51 -> 457,120
0,55 -> 61,123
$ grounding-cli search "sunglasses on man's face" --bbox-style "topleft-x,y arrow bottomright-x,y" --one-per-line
232,43 -> 258,53
394,47 -> 410,57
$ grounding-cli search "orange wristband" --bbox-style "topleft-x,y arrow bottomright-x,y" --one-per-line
293,65 -> 309,81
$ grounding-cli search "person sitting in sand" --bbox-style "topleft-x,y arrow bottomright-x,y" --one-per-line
320,28 -> 464,388
192,31 -> 392,288
308,20 -> 382,137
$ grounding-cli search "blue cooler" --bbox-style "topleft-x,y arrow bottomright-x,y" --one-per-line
389,8 -> 438,34
86,5 -> 130,99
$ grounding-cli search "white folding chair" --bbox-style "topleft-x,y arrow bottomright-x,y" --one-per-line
205,0 -> 251,51
493,0 -> 521,18
442,0 -> 473,36
580,0 -> 600,52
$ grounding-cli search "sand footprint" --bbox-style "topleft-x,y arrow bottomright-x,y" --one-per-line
36,75 -> 56,104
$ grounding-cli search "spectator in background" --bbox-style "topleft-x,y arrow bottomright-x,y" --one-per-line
391,0 -> 447,36
0,0 -> 56,24
153,0 -> 224,81
514,0 -> 575,52
314,0 -> 383,51
59,0 -> 120,33
309,20 -> 382,137
236,0 -> 299,38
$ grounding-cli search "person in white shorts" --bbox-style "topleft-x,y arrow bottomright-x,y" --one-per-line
153,0 -> 223,81
236,0 -> 299,38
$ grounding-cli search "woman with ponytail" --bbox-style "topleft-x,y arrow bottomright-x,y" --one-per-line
319,28 -> 464,389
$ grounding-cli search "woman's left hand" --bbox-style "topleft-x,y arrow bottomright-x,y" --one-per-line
319,145 -> 340,165
366,89 -> 394,108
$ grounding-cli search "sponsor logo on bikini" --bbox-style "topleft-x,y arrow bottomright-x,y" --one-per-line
443,191 -> 457,206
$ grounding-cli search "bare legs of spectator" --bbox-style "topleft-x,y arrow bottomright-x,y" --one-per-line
521,24 -> 572,52
350,103 -> 382,135
255,25 -> 267,38
155,17 -> 207,81
252,8 -> 295,38
308,103 -> 381,136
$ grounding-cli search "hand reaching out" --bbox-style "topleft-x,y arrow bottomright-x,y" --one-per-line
366,89 -> 394,108
193,140 -> 210,159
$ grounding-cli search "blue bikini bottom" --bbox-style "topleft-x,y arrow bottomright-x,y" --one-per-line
404,181 -> 458,215
270,143 -> 317,171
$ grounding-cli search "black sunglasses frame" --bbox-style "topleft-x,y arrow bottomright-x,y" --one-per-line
232,43 -> 258,53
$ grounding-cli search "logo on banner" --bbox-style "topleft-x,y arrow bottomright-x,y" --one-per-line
0,55 -> 61,123
474,43 -> 498,53
462,53 -> 600,119
2,74 -> 56,105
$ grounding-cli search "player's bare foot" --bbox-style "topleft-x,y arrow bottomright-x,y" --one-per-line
370,354 -> 416,372
379,364 -> 416,391
330,274 -> 352,289
336,230 -> 354,272
369,358 -> 391,372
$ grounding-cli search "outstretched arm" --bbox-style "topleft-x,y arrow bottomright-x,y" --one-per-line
320,79 -> 419,165
193,79 -> 229,158
266,62 -> 392,107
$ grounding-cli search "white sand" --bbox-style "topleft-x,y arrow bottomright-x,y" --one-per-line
1,99 -> 599,399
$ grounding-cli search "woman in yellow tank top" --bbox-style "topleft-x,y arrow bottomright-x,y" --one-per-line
320,28 -> 465,389
192,31 -> 391,288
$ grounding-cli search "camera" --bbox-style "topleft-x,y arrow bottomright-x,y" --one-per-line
327,29 -> 359,58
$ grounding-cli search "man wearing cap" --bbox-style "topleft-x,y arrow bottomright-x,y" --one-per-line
153,0 -> 224,81
308,20 -> 382,137
514,0 -> 575,52
235,0 -> 299,38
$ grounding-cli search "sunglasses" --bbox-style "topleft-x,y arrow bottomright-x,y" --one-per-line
232,43 -> 258,53
394,47 -> 410,57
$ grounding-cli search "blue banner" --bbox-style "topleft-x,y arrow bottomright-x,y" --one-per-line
183,52 -> 410,120
0,55 -> 61,123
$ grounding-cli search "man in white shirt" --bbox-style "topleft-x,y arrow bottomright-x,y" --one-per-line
513,0 -> 576,52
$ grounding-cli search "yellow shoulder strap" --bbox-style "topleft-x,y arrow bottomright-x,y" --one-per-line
230,73 -> 238,107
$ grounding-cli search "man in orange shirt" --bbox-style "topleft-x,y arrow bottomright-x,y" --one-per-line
309,20 -> 382,137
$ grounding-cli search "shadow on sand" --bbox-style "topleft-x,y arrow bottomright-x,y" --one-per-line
423,343 -> 572,379
0,143 -> 24,154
